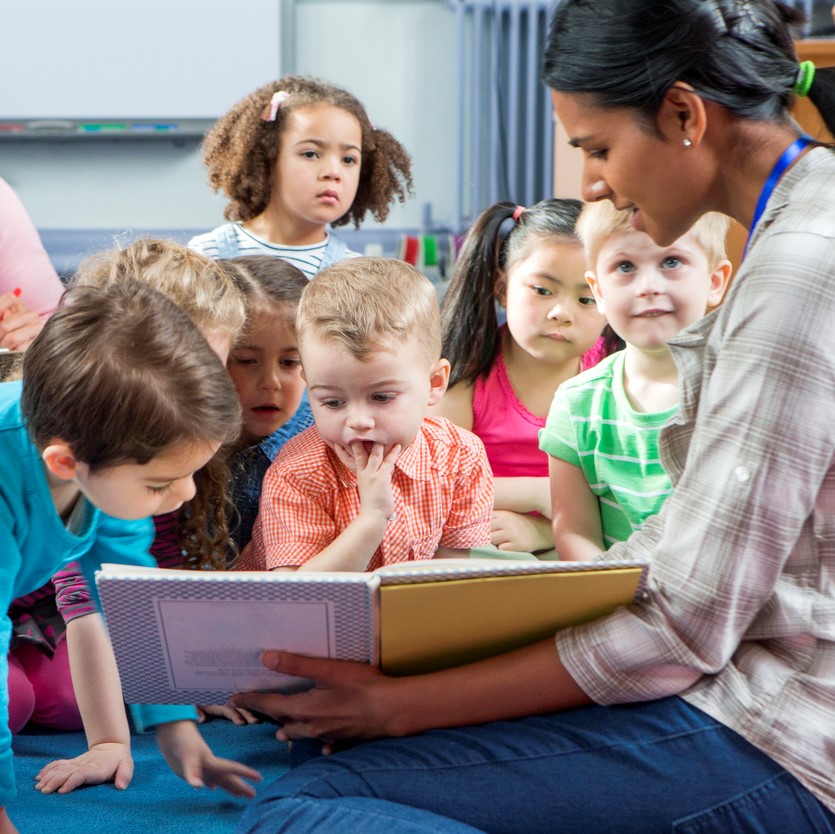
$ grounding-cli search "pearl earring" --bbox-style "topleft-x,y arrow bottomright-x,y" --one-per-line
683,138 -> 693,148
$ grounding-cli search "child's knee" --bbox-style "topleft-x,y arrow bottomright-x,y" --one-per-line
7,651 -> 36,734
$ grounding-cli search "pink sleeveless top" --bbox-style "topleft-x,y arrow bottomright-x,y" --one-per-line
472,351 -> 548,477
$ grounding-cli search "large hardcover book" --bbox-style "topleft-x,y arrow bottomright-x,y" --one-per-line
96,559 -> 647,704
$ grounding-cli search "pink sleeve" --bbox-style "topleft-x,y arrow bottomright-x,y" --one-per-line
52,561 -> 97,623
0,177 -> 65,321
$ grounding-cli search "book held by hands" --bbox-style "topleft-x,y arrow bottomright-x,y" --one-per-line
96,557 -> 647,704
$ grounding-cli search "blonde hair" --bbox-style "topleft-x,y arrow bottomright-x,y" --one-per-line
72,238 -> 246,343
70,239 -> 248,571
297,257 -> 440,365
577,201 -> 731,270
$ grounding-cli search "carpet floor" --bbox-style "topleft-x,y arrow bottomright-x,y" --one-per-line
11,720 -> 289,833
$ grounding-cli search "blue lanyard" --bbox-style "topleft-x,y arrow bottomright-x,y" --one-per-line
744,135 -> 814,258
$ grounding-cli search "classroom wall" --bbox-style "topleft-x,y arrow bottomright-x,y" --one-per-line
0,0 -> 456,239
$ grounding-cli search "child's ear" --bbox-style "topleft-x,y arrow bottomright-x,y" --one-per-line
42,441 -> 80,481
707,259 -> 732,307
427,358 -> 451,406
585,270 -> 606,314
493,271 -> 508,307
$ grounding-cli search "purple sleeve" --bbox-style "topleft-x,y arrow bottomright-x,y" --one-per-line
150,510 -> 184,569
52,561 -> 96,622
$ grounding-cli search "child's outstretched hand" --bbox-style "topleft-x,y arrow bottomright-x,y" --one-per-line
156,719 -> 261,798
334,442 -> 400,522
33,742 -> 134,794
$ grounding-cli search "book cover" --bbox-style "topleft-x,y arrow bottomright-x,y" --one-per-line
378,564 -> 644,675
96,565 -> 379,704
96,558 -> 646,703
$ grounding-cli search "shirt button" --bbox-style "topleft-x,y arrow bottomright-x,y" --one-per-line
735,465 -> 751,483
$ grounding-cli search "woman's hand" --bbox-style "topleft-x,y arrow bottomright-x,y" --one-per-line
34,742 -> 134,794
229,652 -> 401,748
230,642 -> 591,751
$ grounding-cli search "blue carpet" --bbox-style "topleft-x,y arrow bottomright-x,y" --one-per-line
11,721 -> 289,832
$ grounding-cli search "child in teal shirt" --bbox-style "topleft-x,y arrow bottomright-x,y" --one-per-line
0,280 -> 258,831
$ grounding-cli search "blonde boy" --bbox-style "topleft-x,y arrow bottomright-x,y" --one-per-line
540,202 -> 731,562
243,257 -> 493,572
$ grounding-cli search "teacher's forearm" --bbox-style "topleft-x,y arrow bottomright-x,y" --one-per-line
382,638 -> 592,736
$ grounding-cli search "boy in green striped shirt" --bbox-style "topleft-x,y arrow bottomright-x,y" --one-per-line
540,202 -> 731,561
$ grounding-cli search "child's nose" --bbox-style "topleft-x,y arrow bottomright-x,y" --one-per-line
637,269 -> 664,296
547,298 -> 572,323
258,367 -> 280,391
168,475 -> 197,509
346,407 -> 374,430
321,154 -> 342,179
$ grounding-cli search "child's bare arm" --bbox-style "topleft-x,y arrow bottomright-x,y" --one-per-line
434,546 -> 470,559
549,456 -> 605,561
492,477 -> 552,517
429,381 -> 474,430
294,442 -> 399,572
0,808 -> 19,834
34,613 -> 134,794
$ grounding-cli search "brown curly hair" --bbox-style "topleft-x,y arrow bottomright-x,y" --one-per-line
202,75 -> 413,228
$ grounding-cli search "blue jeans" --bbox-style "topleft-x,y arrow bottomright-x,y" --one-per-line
237,697 -> 835,834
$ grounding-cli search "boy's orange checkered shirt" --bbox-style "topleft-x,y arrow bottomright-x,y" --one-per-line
241,416 -> 493,571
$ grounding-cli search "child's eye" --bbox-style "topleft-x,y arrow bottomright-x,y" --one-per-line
343,154 -> 359,166
578,296 -> 597,307
147,484 -> 171,495
587,148 -> 608,160
662,256 -> 683,269
321,399 -> 343,409
615,261 -> 636,274
230,355 -> 257,366
531,285 -> 552,297
301,150 -> 319,159
280,358 -> 302,369
372,393 -> 396,403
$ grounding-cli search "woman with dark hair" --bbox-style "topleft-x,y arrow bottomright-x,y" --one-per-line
232,3 -> 835,831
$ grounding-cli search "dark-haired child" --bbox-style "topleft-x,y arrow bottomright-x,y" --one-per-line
222,256 -> 313,556
432,199 -> 608,554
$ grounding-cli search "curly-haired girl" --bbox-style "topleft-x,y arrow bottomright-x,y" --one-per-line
189,76 -> 413,278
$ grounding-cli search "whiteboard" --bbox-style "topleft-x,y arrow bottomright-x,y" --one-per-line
1,0 -> 281,120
